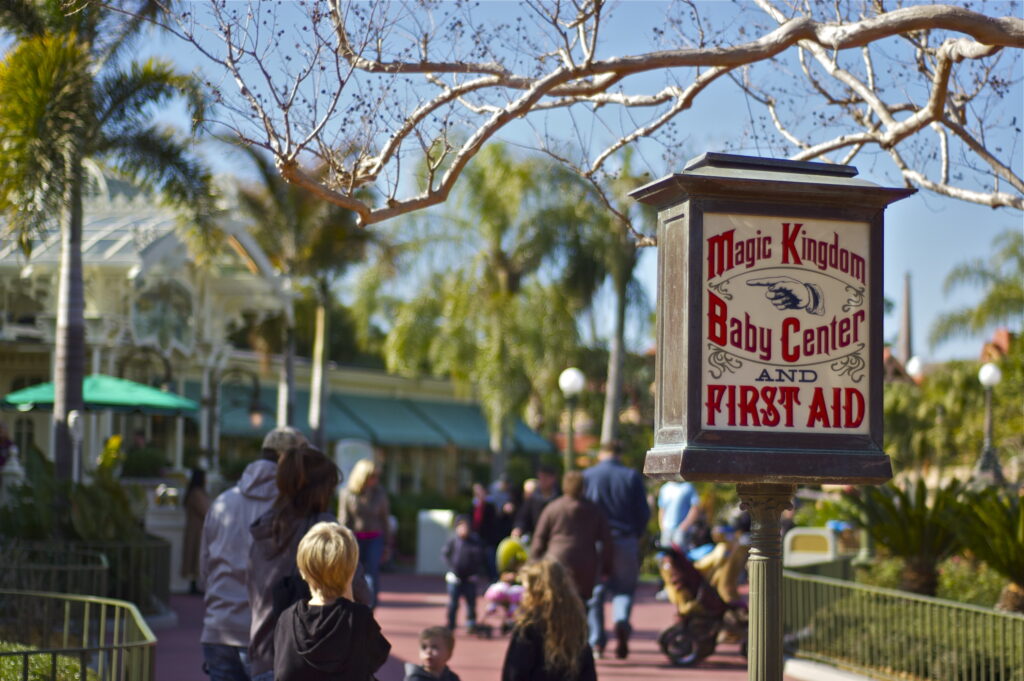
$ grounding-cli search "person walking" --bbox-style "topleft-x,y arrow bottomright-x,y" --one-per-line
658,480 -> 701,550
500,559 -> 597,681
512,464 -> 559,541
441,514 -> 485,632
338,457 -> 391,609
582,441 -> 651,660
470,482 -> 502,582
182,468 -> 211,595
199,426 -> 305,681
529,470 -> 612,601
248,445 -> 346,681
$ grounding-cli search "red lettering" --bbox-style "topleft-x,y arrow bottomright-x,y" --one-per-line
807,387 -> 830,427
781,317 -> 800,362
781,223 -> 803,264
778,387 -> 800,427
705,384 -> 727,425
844,388 -> 865,427
708,292 -> 727,345
760,386 -> 780,426
739,386 -> 760,426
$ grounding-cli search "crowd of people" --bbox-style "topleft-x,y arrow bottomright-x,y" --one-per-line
194,426 -> 709,681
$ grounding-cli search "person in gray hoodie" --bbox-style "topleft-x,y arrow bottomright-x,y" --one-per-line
200,426 -> 306,681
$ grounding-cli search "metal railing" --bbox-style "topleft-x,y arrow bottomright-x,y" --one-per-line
6,537 -> 171,614
0,589 -> 156,681
0,542 -> 110,598
74,537 -> 171,613
783,571 -> 1024,681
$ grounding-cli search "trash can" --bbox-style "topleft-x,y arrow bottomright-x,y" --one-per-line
416,509 -> 454,575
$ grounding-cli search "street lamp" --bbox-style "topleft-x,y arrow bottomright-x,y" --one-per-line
558,367 -> 585,472
905,355 -> 923,382
974,362 -> 1005,487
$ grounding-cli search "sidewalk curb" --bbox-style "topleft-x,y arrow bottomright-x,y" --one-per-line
785,658 -> 873,681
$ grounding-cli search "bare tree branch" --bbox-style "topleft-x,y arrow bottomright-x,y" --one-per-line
162,0 -> 1022,225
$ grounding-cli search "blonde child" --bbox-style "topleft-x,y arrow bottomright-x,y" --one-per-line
403,626 -> 462,681
273,522 -> 391,681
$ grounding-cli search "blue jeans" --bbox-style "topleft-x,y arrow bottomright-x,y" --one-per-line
250,672 -> 272,681
202,644 -> 250,681
587,535 -> 640,648
358,534 -> 384,609
446,578 -> 478,630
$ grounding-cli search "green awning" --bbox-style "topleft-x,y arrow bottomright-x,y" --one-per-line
184,382 -> 373,441
407,400 -> 493,451
183,381 -> 552,453
513,419 -> 555,454
2,374 -> 198,415
332,393 -> 449,447
408,399 -> 553,454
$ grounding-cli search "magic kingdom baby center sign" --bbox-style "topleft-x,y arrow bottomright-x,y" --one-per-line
703,215 -> 868,433
631,153 -> 914,485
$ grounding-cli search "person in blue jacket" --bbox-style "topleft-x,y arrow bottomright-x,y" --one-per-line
582,440 -> 651,660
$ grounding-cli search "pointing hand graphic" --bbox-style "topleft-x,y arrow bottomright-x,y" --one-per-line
748,276 -> 825,315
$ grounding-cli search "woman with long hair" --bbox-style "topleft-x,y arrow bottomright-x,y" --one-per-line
247,445 -> 340,681
501,559 -> 597,681
339,457 -> 390,608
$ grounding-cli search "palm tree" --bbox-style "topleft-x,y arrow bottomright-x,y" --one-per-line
0,0 -> 211,497
929,229 -> 1024,347
842,479 -> 964,596
373,143 -> 582,475
558,153 -> 655,447
234,148 -> 374,449
952,487 -> 1024,613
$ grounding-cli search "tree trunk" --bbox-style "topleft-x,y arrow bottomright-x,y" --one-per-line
900,558 -> 938,596
489,421 -> 507,481
309,282 -> 329,450
599,270 -> 628,447
277,292 -> 296,427
52,157 -> 86,531
995,582 -> 1024,614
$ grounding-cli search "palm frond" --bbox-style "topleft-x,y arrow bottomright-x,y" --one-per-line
0,0 -> 47,37
96,58 -> 207,135
953,488 -> 1024,589
99,124 -> 218,255
0,31 -> 93,244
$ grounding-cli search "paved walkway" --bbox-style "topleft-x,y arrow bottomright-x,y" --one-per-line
155,573 -> 814,680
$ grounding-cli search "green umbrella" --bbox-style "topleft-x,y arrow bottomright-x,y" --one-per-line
2,374 -> 199,415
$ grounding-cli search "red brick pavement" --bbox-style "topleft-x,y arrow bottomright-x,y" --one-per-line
156,573 -> 803,681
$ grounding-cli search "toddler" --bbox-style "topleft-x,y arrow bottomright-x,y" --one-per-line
403,626 -> 462,680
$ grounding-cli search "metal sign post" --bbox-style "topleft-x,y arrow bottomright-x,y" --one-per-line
632,153 -> 913,681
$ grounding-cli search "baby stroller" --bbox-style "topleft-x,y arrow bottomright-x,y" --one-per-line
477,536 -> 528,637
657,530 -> 749,667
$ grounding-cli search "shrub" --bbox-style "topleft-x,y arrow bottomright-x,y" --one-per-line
0,641 -> 99,681
120,446 -> 167,477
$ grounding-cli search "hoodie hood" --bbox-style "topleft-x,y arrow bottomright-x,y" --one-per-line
237,459 -> 277,501
289,600 -> 362,673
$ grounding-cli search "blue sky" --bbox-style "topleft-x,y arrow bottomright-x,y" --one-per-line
140,2 -> 1022,363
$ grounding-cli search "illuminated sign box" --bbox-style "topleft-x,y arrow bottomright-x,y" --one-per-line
632,153 -> 914,484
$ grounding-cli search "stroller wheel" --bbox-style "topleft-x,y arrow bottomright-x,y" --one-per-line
658,623 -> 702,667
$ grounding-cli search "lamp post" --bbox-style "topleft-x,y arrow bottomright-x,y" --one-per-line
974,362 -> 1005,487
558,367 -> 585,472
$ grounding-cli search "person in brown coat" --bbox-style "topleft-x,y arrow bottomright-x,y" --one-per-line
530,470 -> 613,601
181,468 -> 211,595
